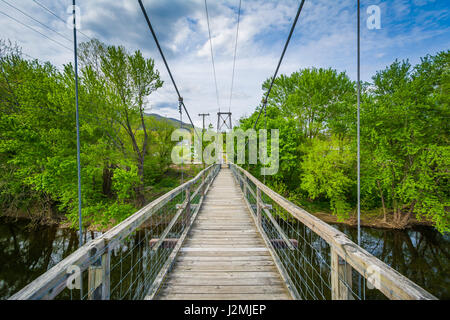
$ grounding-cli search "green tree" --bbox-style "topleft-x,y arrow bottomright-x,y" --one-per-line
264,68 -> 355,139
80,41 -> 164,205
361,52 -> 449,232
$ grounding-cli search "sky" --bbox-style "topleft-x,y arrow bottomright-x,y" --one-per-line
0,0 -> 449,128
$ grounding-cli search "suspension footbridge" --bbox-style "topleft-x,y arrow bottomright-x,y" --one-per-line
2,0 -> 441,301
9,164 -> 436,300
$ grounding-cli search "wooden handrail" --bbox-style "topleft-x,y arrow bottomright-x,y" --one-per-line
230,163 -> 437,300
10,164 -> 218,300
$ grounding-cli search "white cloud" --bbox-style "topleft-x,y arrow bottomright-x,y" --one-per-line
0,0 -> 448,128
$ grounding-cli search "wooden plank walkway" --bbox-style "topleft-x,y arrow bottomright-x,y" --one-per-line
156,168 -> 292,300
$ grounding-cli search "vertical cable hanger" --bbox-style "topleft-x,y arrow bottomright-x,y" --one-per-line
72,0 -> 84,299
72,0 -> 83,248
357,0 -> 362,298
264,100 -> 267,185
179,97 -> 184,190
356,0 -> 361,248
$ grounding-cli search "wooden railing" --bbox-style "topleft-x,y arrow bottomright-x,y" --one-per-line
9,164 -> 221,300
229,163 -> 437,300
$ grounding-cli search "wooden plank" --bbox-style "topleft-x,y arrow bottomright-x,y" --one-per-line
188,229 -> 257,234
168,271 -> 282,279
157,293 -> 290,300
177,256 -> 273,262
165,277 -> 283,286
180,247 -> 269,252
174,260 -> 275,267
161,285 -> 288,294
176,251 -> 271,257
184,239 -> 264,245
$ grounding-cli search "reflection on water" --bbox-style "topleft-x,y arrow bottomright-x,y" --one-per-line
0,218 -> 100,300
0,217 -> 448,300
334,224 -> 450,300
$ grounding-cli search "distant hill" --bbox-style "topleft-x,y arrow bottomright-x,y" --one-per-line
145,113 -> 197,130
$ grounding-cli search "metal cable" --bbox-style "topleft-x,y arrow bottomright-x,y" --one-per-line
229,0 -> 242,112
32,0 -> 92,41
138,0 -> 201,142
180,100 -> 184,187
0,10 -> 72,52
357,0 -> 362,297
204,0 -> 221,112
1,0 -> 72,43
252,0 -> 306,130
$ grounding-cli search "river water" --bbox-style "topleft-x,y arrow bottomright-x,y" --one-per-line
0,217 -> 448,300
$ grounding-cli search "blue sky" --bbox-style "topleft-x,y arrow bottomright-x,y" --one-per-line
1,0 -> 449,127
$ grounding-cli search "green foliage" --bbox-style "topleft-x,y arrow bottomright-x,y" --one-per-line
0,39 -> 177,229
236,52 -> 449,233
300,136 -> 354,220
112,165 -> 140,203
359,51 -> 450,232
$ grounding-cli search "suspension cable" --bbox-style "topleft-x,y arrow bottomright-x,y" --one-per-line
204,0 -> 221,112
32,0 -> 92,42
229,0 -> 242,112
1,0 -> 72,44
138,0 -> 201,143
0,10 -> 72,52
252,0 -> 306,130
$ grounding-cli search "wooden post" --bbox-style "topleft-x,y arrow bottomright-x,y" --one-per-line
201,171 -> 206,197
186,185 -> 191,217
256,187 -> 262,227
88,248 -> 110,300
243,176 -> 248,200
101,251 -> 111,300
331,248 -> 353,300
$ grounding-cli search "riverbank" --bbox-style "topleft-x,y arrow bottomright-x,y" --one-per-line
2,206 -> 436,234
311,210 -> 434,230
1,165 -> 204,232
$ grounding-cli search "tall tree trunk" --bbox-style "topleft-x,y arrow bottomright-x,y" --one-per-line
136,157 -> 146,207
400,201 -> 416,228
102,166 -> 113,197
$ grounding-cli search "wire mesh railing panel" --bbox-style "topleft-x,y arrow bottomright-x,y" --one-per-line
261,198 -> 332,299
107,192 -> 184,300
231,165 -> 361,300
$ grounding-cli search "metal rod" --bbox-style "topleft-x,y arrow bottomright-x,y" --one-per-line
179,101 -> 183,188
72,0 -> 83,247
72,0 -> 84,300
357,0 -> 361,248
357,0 -> 362,298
